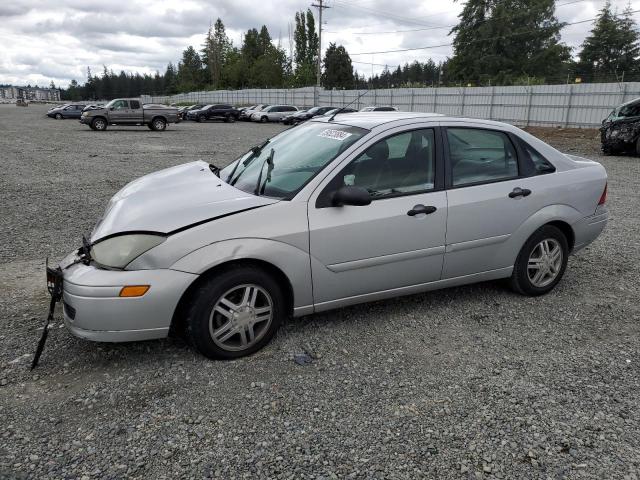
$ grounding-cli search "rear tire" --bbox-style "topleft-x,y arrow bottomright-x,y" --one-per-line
510,225 -> 569,296
184,265 -> 285,360
151,117 -> 166,131
91,118 -> 107,131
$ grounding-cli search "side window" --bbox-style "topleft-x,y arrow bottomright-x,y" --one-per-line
112,100 -> 128,110
447,128 -> 518,187
336,129 -> 436,198
130,100 -> 141,109
618,103 -> 640,118
522,143 -> 556,174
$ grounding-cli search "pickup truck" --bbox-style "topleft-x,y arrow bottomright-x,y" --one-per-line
80,98 -> 179,131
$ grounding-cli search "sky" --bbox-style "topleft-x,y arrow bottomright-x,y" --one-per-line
1,0 -> 639,88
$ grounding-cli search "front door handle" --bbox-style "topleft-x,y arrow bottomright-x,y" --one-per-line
407,204 -> 437,216
509,187 -> 532,198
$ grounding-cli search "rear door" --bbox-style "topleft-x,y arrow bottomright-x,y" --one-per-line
129,99 -> 143,122
441,125 -> 542,279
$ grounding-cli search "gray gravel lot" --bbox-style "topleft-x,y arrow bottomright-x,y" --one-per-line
0,104 -> 639,479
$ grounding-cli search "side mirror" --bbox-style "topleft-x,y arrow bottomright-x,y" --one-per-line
109,107 -> 115,111
332,186 -> 371,207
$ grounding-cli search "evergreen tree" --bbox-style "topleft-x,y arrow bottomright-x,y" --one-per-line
322,43 -> 354,89
177,46 -> 203,92
203,18 -> 232,88
448,0 -> 571,84
578,2 -> 640,80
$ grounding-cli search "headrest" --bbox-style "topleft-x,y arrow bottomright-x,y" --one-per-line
367,141 -> 389,162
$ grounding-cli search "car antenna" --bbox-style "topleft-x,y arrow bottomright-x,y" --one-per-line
328,89 -> 370,122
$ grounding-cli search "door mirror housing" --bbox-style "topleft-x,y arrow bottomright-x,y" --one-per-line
332,186 -> 371,207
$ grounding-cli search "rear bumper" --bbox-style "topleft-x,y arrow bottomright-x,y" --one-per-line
572,207 -> 608,252
60,252 -> 197,342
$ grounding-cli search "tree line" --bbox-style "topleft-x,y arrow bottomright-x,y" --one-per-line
62,0 -> 640,101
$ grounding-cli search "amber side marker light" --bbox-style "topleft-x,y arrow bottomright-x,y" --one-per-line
119,285 -> 150,297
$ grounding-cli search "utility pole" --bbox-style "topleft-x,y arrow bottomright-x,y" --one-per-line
312,0 -> 329,106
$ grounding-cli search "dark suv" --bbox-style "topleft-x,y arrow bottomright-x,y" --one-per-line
188,104 -> 239,123
601,97 -> 640,155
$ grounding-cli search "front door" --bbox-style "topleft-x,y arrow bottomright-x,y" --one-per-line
442,126 -> 541,278
308,127 -> 447,308
108,99 -> 130,123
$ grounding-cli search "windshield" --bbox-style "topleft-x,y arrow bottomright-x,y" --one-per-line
104,99 -> 118,109
306,107 -> 320,114
221,122 -> 368,199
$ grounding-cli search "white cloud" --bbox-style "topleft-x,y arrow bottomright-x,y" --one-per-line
1,0 -> 639,87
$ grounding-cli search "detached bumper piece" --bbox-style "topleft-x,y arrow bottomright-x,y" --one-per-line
31,265 -> 63,369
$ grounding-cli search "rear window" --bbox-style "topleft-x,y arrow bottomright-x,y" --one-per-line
130,100 -> 141,109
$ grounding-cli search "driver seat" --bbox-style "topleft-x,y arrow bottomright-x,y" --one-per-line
352,141 -> 391,190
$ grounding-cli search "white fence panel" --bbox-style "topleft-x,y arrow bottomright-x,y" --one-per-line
141,82 -> 640,128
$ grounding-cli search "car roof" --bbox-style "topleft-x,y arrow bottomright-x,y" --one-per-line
309,111 -> 523,131
311,111 -> 442,129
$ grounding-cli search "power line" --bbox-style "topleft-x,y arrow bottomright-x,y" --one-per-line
326,0 -> 589,35
330,0 -> 446,28
349,9 -> 640,56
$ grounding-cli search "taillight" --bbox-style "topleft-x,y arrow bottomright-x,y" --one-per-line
598,182 -> 607,205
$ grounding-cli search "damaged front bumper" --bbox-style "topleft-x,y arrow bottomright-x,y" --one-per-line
58,249 -> 197,342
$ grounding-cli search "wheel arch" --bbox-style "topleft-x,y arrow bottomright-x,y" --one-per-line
545,220 -> 575,251
169,258 -> 294,337
507,204 -> 581,266
151,115 -> 168,124
91,116 -> 107,126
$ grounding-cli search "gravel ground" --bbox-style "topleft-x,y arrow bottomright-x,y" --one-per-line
0,104 -> 639,480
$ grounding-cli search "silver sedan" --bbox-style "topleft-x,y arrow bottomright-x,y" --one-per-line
56,113 -> 608,359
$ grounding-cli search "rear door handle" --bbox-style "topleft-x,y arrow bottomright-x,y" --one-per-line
509,187 -> 532,198
407,204 -> 437,216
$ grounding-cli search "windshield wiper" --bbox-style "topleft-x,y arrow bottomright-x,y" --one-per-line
209,163 -> 220,177
226,139 -> 270,184
254,148 -> 275,196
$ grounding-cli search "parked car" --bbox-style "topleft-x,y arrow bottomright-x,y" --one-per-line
360,106 -> 399,112
251,105 -> 298,122
47,103 -> 86,119
283,106 -> 335,125
240,104 -> 269,121
600,97 -> 640,155
52,112 -> 608,360
322,107 -> 358,117
181,105 -> 206,120
79,98 -> 179,131
187,104 -> 239,122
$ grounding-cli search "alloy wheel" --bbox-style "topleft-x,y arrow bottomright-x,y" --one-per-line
527,238 -> 563,288
209,284 -> 273,352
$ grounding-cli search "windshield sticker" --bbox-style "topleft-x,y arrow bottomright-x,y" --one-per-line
318,129 -> 353,141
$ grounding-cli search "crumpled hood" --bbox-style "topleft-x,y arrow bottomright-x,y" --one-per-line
91,160 -> 278,241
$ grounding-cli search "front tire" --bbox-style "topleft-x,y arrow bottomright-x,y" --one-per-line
55,113 -> 62,120
197,114 -> 205,123
91,118 -> 107,131
634,137 -> 640,156
185,265 -> 285,359
510,225 -> 569,296
260,116 -> 268,123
